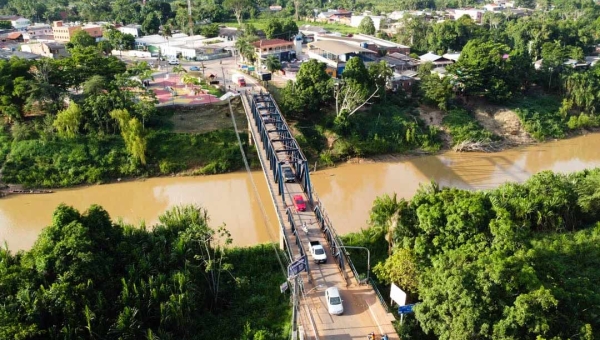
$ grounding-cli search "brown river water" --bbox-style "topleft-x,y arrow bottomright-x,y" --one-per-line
2,134 -> 600,252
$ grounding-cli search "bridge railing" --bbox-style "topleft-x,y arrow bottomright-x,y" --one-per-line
369,278 -> 390,313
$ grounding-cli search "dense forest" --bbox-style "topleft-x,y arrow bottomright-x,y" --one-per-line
362,169 -> 600,339
0,204 -> 291,339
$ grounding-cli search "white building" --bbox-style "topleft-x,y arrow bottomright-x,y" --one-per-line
0,15 -> 31,30
387,11 -> 406,20
453,9 -> 484,22
350,15 -> 385,31
483,3 -> 505,12
118,24 -> 142,38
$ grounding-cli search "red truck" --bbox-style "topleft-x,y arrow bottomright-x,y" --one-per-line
231,74 -> 246,87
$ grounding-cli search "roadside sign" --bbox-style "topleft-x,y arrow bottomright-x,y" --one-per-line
280,282 -> 289,293
288,256 -> 307,277
390,283 -> 407,307
398,304 -> 415,315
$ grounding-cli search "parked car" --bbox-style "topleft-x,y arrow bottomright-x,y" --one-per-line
168,59 -> 180,65
293,195 -> 306,211
189,66 -> 200,71
325,287 -> 344,315
282,166 -> 295,182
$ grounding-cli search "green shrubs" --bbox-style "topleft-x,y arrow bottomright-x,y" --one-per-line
442,109 -> 496,145
567,113 -> 600,130
510,96 -> 566,141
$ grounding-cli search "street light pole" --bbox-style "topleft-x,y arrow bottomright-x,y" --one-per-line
339,246 -> 371,282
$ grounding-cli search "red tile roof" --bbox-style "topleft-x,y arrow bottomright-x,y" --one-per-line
252,39 -> 291,48
6,32 -> 22,40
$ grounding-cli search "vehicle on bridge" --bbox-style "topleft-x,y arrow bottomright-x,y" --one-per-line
282,166 -> 295,182
293,195 -> 306,211
309,240 -> 327,264
231,73 -> 246,86
325,287 -> 344,315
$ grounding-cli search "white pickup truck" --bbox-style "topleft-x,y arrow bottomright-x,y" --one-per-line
309,241 -> 327,264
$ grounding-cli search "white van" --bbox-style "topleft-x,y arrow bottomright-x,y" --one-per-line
168,58 -> 180,65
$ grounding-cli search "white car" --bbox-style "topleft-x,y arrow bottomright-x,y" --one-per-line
168,59 -> 180,65
325,287 -> 344,315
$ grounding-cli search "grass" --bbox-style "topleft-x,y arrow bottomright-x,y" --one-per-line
214,18 -> 357,35
164,98 -> 247,134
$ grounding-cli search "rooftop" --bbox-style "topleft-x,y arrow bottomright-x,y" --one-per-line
252,38 -> 292,48
420,52 -> 442,61
309,40 -> 375,55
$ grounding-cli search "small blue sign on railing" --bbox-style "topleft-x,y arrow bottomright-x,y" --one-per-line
288,256 -> 307,277
398,304 -> 415,315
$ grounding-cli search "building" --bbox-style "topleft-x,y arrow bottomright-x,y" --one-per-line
134,34 -> 168,52
314,33 -> 410,55
1,32 -> 24,42
0,49 -> 40,60
269,5 -> 283,11
253,38 -> 295,63
419,52 -> 454,66
24,23 -> 53,40
382,52 -> 420,71
308,40 -> 377,77
484,3 -> 505,12
82,24 -> 103,41
317,9 -> 353,24
218,27 -> 243,41
21,42 -> 68,58
52,21 -> 81,42
350,15 -> 385,30
140,34 -> 234,60
442,52 -> 461,62
452,9 -> 484,22
0,15 -> 30,30
118,24 -> 142,38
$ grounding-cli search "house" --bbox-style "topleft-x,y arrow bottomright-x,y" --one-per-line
419,52 -> 454,66
452,9 -> 484,23
390,70 -> 419,92
3,32 -> 23,42
0,49 -> 40,60
442,52 -> 461,62
82,24 -> 103,41
21,42 -> 68,58
24,23 -> 53,40
384,52 -> 420,70
314,34 -> 410,55
299,25 -> 329,35
52,21 -> 81,42
350,15 -> 385,30
317,9 -> 352,24
118,24 -> 142,38
218,27 -> 242,41
0,15 -> 30,30
484,3 -> 505,12
253,39 -> 296,65
308,40 -> 377,77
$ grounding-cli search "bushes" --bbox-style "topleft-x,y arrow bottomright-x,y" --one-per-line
510,96 -> 566,141
2,129 -> 247,188
567,113 -> 600,130
442,109 -> 496,145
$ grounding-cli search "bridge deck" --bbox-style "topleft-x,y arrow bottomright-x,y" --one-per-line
241,93 -> 398,340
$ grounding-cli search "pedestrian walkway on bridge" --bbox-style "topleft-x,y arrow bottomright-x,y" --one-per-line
240,91 -> 398,340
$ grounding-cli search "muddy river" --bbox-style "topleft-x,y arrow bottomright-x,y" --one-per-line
2,134 -> 600,251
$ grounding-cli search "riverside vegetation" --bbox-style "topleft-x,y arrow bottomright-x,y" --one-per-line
345,168 -> 600,339
0,36 -> 247,189
0,204 -> 291,339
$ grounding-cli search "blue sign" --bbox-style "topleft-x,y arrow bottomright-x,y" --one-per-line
398,304 -> 415,315
288,256 -> 307,277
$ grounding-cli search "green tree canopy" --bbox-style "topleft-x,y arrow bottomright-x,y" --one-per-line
281,59 -> 333,116
70,30 -> 97,49
358,16 -> 376,35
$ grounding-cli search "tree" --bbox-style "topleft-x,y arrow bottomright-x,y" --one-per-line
70,30 -> 96,48
235,36 -> 258,64
199,23 -> 220,38
418,62 -> 454,111
223,0 -> 252,25
53,102 -> 82,139
110,109 -> 147,165
358,16 -> 376,35
0,20 -> 11,29
373,248 -> 419,293
281,19 -> 299,40
281,59 -> 333,116
142,11 -> 160,35
265,18 -> 283,39
104,29 -> 135,51
264,55 -> 281,74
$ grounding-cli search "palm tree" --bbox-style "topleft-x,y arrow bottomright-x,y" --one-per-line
171,65 -> 187,84
235,37 -> 257,64
265,55 -> 282,74
368,193 -> 402,254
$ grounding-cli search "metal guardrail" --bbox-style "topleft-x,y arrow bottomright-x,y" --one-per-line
369,278 -> 390,313
312,190 -> 363,285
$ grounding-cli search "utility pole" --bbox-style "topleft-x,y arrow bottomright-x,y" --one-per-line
187,0 -> 194,36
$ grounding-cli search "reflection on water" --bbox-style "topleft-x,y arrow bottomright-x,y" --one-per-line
2,134 -> 600,251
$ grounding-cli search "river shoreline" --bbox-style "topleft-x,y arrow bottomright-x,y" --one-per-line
2,130 -> 599,196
